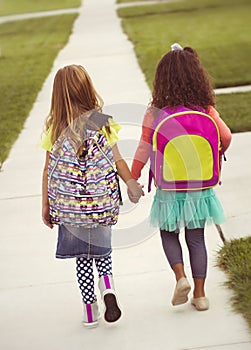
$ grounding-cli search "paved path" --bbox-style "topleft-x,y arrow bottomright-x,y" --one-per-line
117,0 -> 178,8
0,1 -> 250,349
0,8 -> 80,24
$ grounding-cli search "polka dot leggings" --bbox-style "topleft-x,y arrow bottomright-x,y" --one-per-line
76,254 -> 112,304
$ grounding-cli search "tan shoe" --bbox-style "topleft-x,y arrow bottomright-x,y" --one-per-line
191,296 -> 209,311
172,277 -> 191,306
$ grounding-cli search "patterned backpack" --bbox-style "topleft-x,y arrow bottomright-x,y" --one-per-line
48,112 -> 121,227
149,106 -> 222,192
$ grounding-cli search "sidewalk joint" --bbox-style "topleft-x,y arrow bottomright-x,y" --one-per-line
0,8 -> 80,24
182,340 -> 251,350
0,194 -> 41,201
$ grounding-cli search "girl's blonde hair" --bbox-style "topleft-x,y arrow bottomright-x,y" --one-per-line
45,65 -> 104,145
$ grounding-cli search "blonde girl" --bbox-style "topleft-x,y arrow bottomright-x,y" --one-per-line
41,65 -> 142,327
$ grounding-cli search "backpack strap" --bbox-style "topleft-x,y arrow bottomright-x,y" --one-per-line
148,169 -> 154,193
87,110 -> 112,130
87,112 -> 123,205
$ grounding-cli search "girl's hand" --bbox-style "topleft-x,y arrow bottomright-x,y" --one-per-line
126,179 -> 144,203
42,204 -> 53,229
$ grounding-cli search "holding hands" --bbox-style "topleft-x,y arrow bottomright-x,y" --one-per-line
126,178 -> 144,204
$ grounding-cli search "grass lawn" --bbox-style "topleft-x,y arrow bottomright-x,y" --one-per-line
117,0 -> 153,3
0,0 -> 81,16
217,236 -> 251,331
118,0 -> 251,133
118,0 -> 251,88
0,14 -> 78,166
216,92 -> 251,133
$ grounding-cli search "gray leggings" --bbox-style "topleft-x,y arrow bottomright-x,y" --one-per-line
160,228 -> 207,279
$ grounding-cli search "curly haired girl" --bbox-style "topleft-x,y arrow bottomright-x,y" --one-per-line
131,44 -> 232,311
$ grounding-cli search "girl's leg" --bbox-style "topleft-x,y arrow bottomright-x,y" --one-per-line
95,254 -> 121,323
76,257 -> 96,303
160,230 -> 191,305
185,228 -> 207,298
95,254 -> 113,278
76,257 -> 99,327
160,229 -> 186,281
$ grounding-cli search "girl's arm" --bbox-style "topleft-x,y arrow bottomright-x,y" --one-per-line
131,109 -> 154,180
208,106 -> 232,151
112,144 -> 143,203
42,151 -> 53,229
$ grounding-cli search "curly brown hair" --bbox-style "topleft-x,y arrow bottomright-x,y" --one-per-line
151,46 -> 215,110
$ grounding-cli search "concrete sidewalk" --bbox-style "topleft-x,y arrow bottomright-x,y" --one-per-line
0,8 -> 80,24
0,0 -> 250,349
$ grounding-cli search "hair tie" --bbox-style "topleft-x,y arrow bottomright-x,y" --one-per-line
171,43 -> 183,51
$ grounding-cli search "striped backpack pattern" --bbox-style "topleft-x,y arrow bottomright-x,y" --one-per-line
48,117 -> 120,227
149,106 -> 222,191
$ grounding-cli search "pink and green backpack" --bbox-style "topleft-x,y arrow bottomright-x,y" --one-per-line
149,106 -> 223,192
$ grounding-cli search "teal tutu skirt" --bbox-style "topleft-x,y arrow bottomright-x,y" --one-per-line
150,188 -> 225,231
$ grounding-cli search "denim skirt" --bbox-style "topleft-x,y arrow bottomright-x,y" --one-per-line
55,224 -> 112,259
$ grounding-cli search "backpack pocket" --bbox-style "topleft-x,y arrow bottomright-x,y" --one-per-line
54,184 -> 118,226
162,135 -> 214,182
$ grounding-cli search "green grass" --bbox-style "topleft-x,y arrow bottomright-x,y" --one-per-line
117,0 -> 153,3
118,0 -> 251,17
0,15 -> 78,165
217,237 -> 251,331
216,92 -> 251,133
118,0 -> 251,132
0,0 -> 81,16
118,0 -> 251,88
